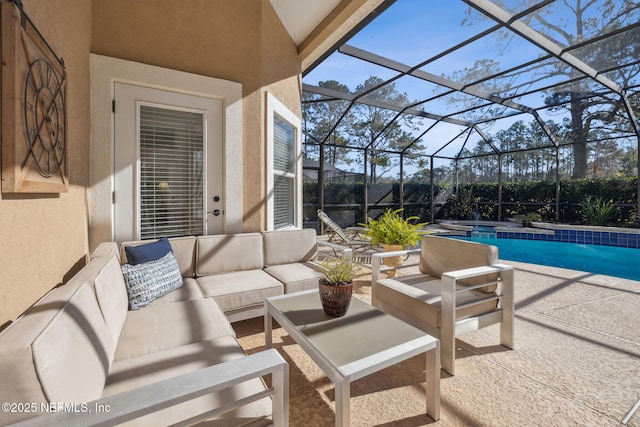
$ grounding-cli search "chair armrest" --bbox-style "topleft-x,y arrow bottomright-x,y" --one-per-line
12,349 -> 289,427
442,263 -> 513,283
371,249 -> 421,285
440,263 -> 515,362
317,240 -> 353,260
441,264 -> 514,301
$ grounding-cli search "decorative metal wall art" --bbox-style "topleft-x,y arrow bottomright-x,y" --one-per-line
1,0 -> 68,193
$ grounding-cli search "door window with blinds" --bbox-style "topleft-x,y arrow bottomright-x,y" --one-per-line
267,93 -> 302,230
139,105 -> 204,238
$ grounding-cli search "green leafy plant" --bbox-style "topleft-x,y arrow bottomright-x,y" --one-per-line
581,197 -> 617,226
317,257 -> 356,286
361,208 -> 427,247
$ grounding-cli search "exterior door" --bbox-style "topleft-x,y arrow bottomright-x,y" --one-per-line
114,83 -> 223,242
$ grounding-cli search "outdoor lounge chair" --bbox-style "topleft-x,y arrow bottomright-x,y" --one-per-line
317,209 -> 374,253
371,235 -> 514,375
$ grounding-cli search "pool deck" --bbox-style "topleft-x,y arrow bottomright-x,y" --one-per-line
234,253 -> 640,426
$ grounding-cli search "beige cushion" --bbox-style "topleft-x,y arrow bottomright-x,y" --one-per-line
146,278 -> 203,306
196,270 -> 283,312
93,256 -> 129,345
91,242 -> 120,260
67,253 -> 127,346
420,235 -> 498,292
375,275 -> 498,328
0,281 -> 114,424
196,233 -> 264,275
262,228 -> 317,266
264,262 -> 320,293
104,337 -> 272,426
121,236 -> 196,278
114,299 -> 234,361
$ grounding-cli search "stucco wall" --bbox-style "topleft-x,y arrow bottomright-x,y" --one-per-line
0,0 -> 302,325
91,0 -> 302,232
0,0 -> 92,326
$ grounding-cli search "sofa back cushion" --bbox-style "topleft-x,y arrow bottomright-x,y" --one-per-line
91,241 -> 120,260
419,235 -> 498,292
0,281 -> 113,423
262,229 -> 317,267
121,236 -> 196,278
196,233 -> 264,276
94,255 -> 130,343
66,251 -> 129,346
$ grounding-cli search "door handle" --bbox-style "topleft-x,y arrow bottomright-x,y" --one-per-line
211,209 -> 222,216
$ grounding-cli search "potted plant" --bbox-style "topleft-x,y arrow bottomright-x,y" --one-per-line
316,256 -> 357,317
361,208 -> 427,266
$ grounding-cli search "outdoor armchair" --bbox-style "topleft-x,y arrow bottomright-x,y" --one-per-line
371,235 -> 514,375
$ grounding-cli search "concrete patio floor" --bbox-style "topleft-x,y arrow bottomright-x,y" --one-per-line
234,257 -> 640,426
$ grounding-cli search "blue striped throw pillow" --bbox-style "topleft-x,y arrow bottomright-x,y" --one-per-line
121,252 -> 183,310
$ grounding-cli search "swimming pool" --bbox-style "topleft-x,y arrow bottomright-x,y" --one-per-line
448,235 -> 640,281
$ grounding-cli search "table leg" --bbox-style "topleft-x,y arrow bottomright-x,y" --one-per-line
426,340 -> 441,421
265,310 -> 273,349
334,378 -> 350,427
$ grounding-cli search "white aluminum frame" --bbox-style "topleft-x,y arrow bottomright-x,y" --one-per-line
11,349 -> 289,427
265,289 -> 440,426
266,92 -> 303,231
371,249 -> 515,375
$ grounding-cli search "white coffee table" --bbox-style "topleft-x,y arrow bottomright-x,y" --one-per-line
265,289 -> 440,426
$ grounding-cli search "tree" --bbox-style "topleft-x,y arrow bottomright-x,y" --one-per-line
348,76 -> 424,182
453,0 -> 640,178
302,80 -> 353,166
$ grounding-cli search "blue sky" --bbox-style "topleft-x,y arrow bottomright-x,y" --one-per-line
302,1 -> 528,166
301,0 -> 639,177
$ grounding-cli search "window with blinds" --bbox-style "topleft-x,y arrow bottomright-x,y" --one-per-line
139,105 -> 204,239
273,114 -> 296,229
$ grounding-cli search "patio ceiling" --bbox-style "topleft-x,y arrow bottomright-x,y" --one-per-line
270,0 -> 394,71
269,0 -> 343,45
301,0 -> 640,161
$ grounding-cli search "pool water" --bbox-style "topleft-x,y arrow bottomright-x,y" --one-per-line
449,235 -> 640,281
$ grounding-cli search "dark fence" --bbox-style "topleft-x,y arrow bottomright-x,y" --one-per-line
304,177 -> 638,231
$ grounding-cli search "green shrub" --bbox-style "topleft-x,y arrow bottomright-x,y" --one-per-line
361,208 -> 427,247
581,197 -> 617,226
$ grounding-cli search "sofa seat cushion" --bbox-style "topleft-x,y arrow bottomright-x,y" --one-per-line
264,262 -> 320,293
196,270 -> 283,313
114,299 -> 234,361
375,274 -> 498,328
147,278 -> 203,306
104,336 -> 272,426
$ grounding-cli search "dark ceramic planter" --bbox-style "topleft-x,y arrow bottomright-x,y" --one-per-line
319,280 -> 353,317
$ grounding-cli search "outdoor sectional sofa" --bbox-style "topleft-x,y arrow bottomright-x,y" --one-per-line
0,229 -> 346,426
